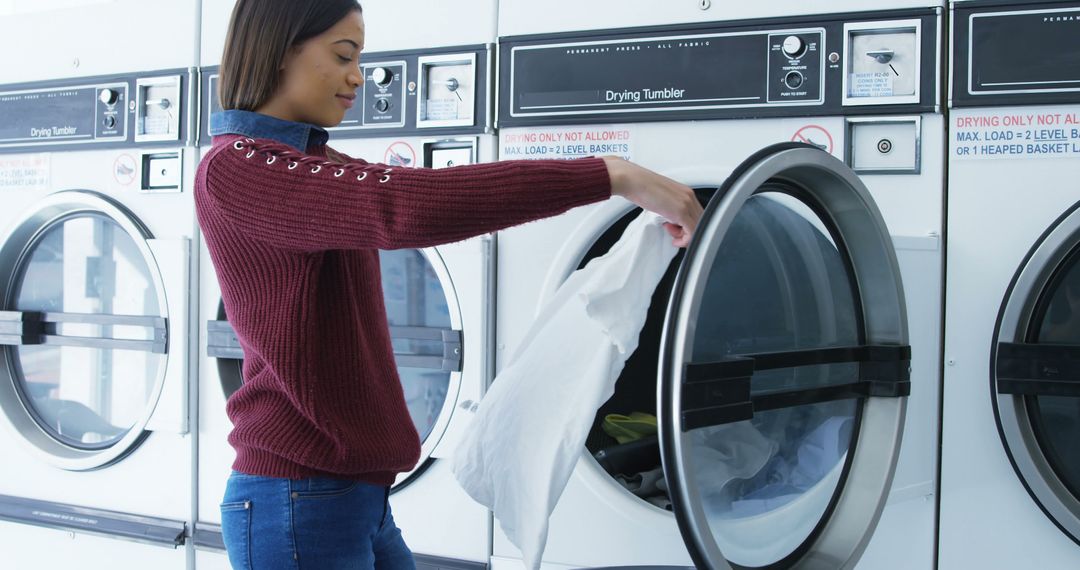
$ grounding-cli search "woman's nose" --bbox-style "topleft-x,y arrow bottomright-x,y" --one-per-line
349,71 -> 364,89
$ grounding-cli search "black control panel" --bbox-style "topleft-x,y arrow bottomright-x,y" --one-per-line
767,32 -> 824,103
507,29 -> 824,118
498,8 -> 939,127
0,85 -> 126,146
0,70 -> 192,154
199,44 -> 491,143
953,0 -> 1080,107
360,62 -> 405,127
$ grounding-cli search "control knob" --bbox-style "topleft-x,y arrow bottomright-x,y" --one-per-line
782,35 -> 806,58
99,88 -> 119,106
371,67 -> 393,87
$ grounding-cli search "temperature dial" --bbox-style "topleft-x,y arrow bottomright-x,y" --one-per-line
374,98 -> 391,113
782,36 -> 807,58
371,67 -> 394,87
99,88 -> 119,106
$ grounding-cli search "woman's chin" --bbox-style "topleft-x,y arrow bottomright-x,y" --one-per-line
323,111 -> 347,129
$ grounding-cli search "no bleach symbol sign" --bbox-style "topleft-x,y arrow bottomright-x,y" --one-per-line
792,125 -> 834,155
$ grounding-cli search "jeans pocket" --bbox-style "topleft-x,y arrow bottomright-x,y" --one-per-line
220,500 -> 252,570
291,482 -> 384,566
291,477 -> 362,499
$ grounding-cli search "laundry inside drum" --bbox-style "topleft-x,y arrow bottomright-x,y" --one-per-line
579,195 -> 701,512
581,188 -> 864,566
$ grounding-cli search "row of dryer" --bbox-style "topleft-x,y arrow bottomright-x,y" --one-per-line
0,0 -> 1076,569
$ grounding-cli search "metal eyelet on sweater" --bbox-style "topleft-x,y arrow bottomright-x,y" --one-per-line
266,155 -> 276,165
245,150 -> 255,159
244,137 -> 254,142
356,172 -> 368,181
287,161 -> 298,170
379,175 -> 391,183
333,168 -> 345,177
310,165 -> 322,174
233,141 -> 245,150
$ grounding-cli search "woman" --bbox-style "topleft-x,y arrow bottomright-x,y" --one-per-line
197,1 -> 702,568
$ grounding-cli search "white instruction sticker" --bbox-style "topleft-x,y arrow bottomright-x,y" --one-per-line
849,72 -> 894,98
0,153 -> 50,191
953,108 -> 1080,160
425,98 -> 460,121
501,125 -> 633,161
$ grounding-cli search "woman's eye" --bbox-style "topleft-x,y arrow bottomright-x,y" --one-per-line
337,55 -> 352,63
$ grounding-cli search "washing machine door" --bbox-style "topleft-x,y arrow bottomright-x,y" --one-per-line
378,248 -> 465,465
0,191 -> 184,471
993,202 -> 1080,543
658,143 -> 910,569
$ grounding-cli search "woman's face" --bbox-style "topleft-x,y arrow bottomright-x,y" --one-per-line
260,10 -> 366,127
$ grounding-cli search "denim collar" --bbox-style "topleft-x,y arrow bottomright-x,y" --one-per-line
209,109 -> 329,152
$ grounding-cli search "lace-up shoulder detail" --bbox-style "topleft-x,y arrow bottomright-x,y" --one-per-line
200,133 -> 611,252
232,138 -> 393,183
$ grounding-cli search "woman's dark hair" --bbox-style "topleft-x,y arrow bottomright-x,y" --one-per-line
219,0 -> 363,111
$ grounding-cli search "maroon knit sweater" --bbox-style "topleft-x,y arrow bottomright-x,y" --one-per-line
195,133 -> 612,484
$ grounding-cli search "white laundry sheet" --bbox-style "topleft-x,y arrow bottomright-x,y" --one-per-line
452,211 -> 678,570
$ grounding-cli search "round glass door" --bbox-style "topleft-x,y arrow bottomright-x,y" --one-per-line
0,191 -> 170,470
662,144 -> 909,569
379,249 -> 460,445
994,202 -> 1080,543
684,191 -> 861,566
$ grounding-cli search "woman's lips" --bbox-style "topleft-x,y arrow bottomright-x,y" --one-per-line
337,95 -> 355,109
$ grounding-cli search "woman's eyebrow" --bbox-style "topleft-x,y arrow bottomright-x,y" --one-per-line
333,39 -> 360,49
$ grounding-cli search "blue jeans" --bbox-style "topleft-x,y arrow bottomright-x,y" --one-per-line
220,470 -> 415,569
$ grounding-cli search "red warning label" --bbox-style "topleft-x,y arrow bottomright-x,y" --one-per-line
791,125 -> 834,155
113,154 -> 136,186
385,141 -> 417,168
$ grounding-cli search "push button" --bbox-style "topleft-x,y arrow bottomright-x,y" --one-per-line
784,71 -> 804,90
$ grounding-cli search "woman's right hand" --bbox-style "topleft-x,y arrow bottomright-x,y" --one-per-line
602,156 -> 704,248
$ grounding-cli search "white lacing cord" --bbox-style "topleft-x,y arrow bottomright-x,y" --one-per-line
234,139 -> 392,183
